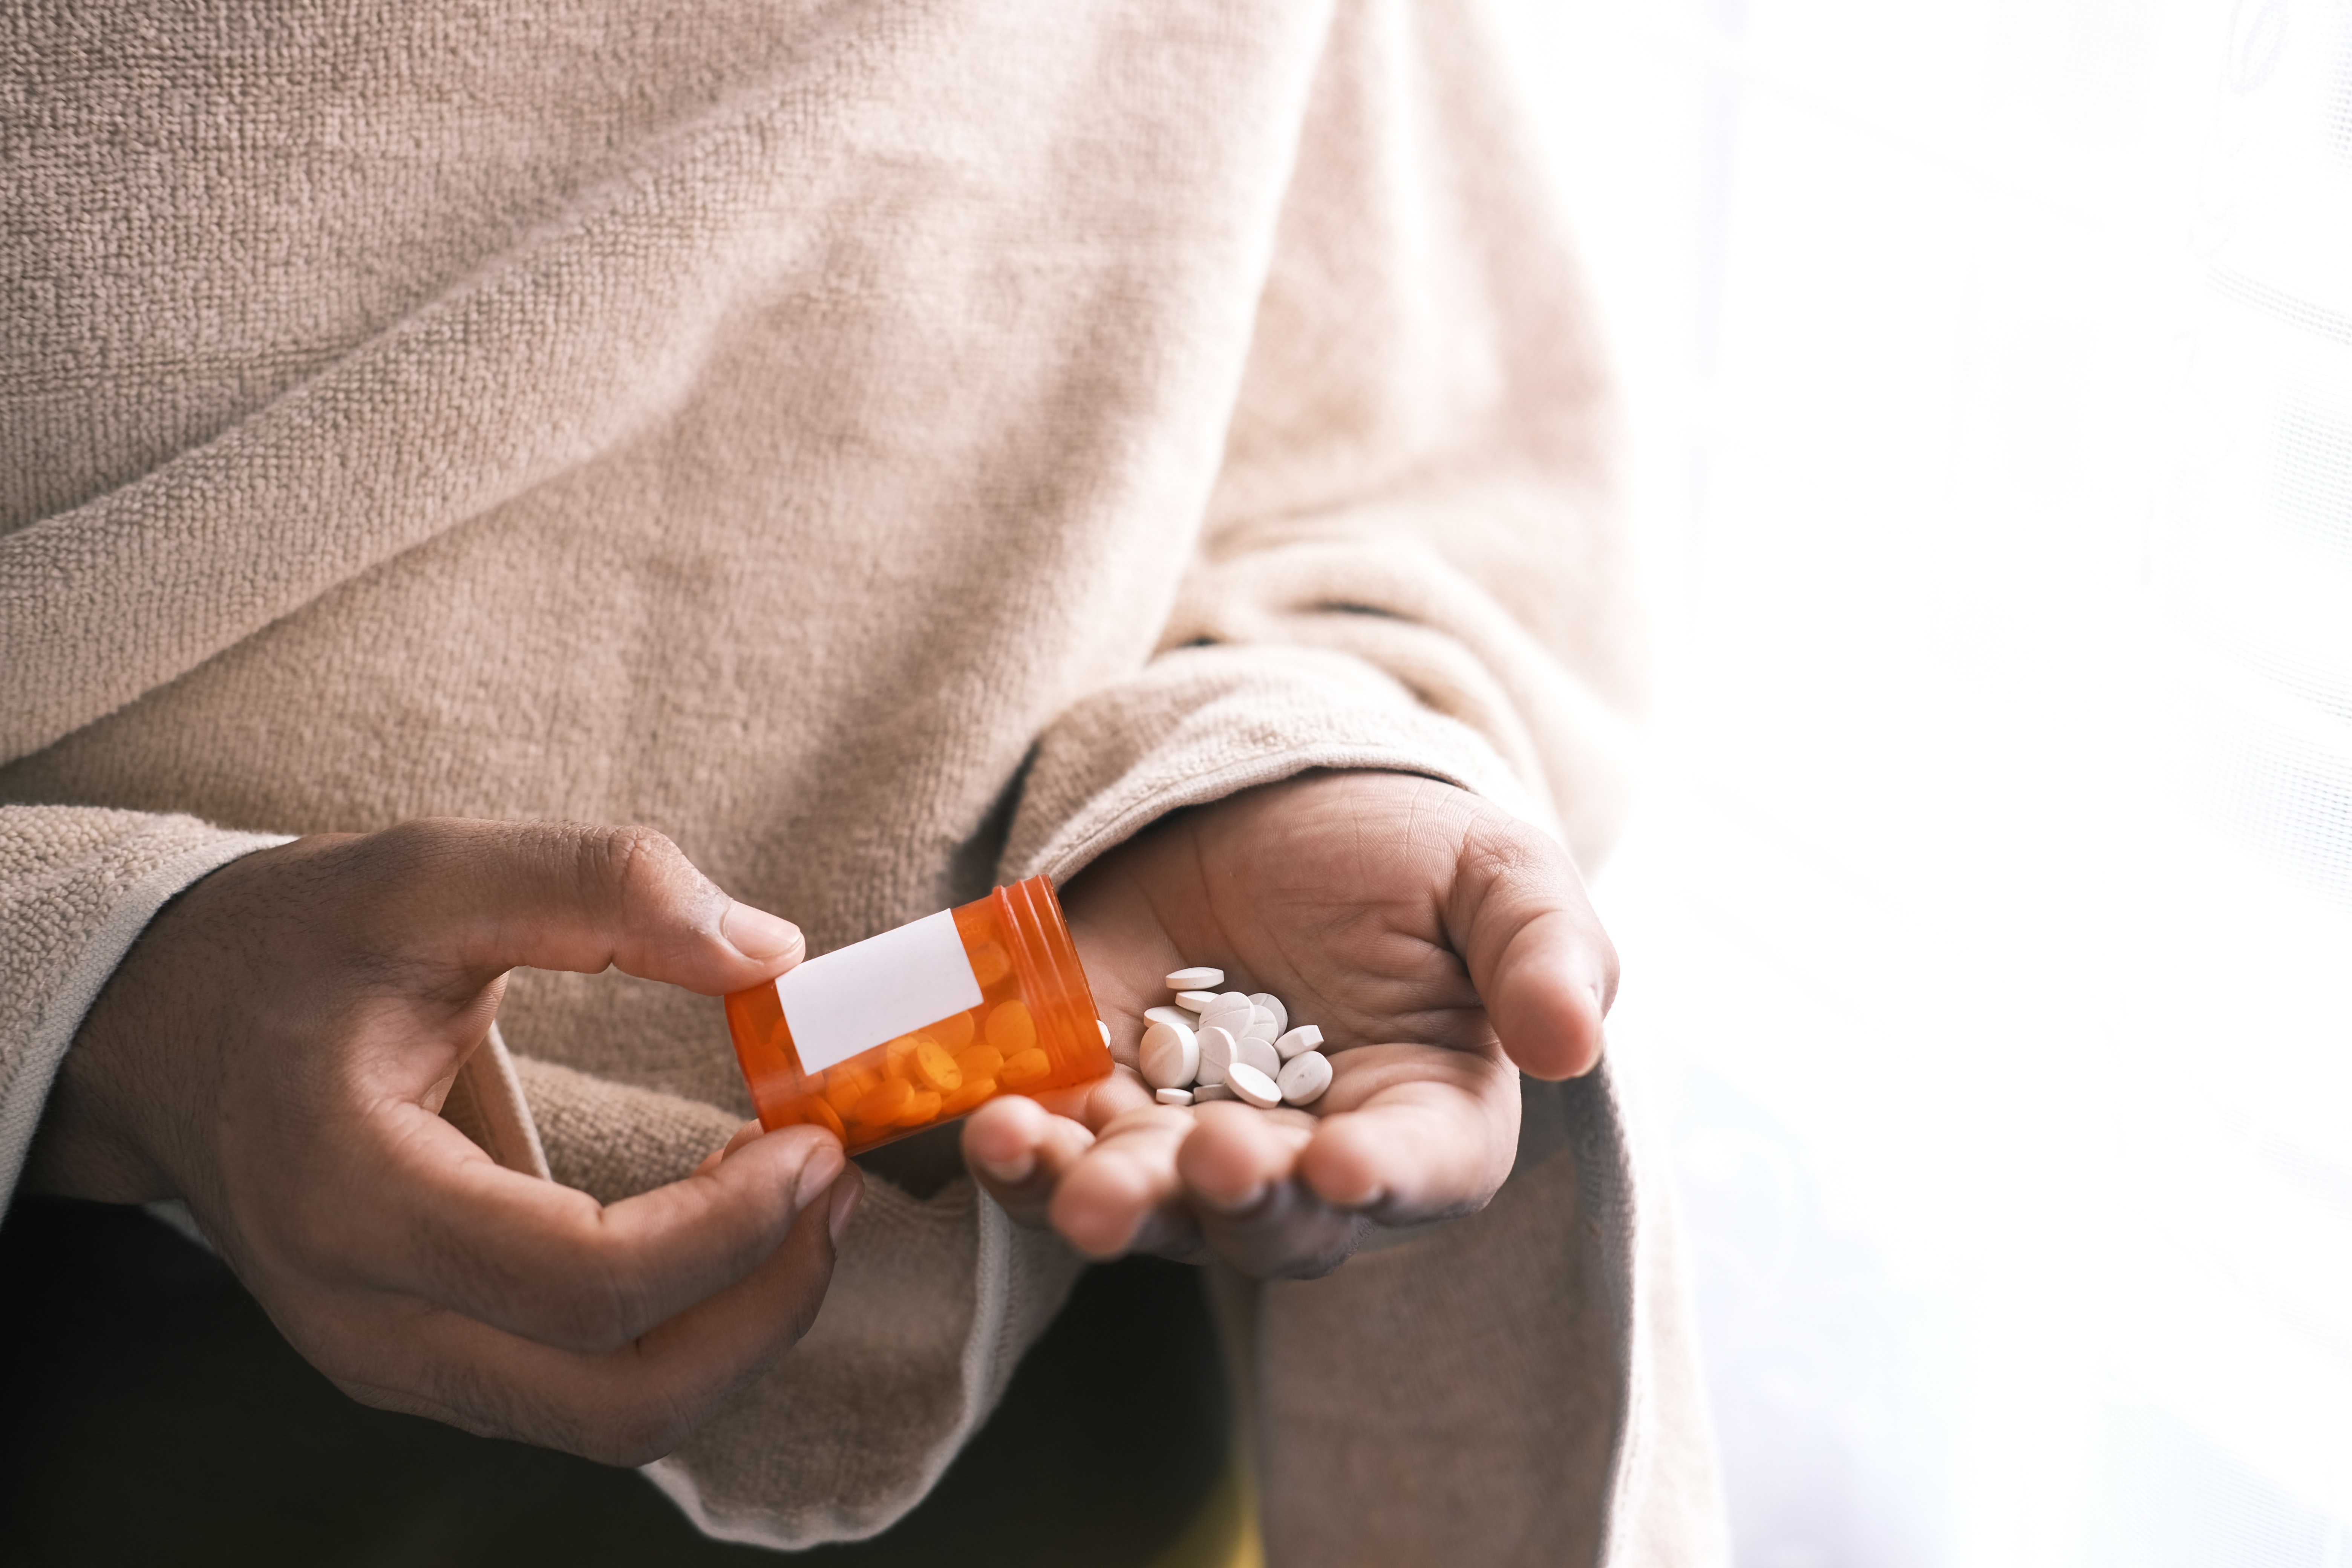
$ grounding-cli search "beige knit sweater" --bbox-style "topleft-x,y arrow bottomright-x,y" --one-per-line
0,0 -> 1723,1560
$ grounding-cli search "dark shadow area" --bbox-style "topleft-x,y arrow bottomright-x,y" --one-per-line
0,1196 -> 1226,1567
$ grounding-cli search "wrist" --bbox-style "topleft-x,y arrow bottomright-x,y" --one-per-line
28,864 -> 243,1205
21,1049 -> 174,1202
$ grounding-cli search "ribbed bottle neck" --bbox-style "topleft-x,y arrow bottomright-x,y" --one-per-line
991,874 -> 1098,1056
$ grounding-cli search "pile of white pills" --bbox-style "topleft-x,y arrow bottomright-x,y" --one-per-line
1130,966 -> 1333,1111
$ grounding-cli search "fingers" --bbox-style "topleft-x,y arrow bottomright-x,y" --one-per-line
1174,1101 -> 1314,1212
1047,1108 -> 1202,1259
320,1163 -> 853,1465
694,1119 -> 767,1177
1446,810 -> 1618,1080
1296,1085 -> 1516,1220
962,1095 -> 1097,1228
970,1057 -> 1511,1277
1165,1088 -> 1501,1279
1199,1181 -> 1369,1280
1177,1107 -> 1366,1278
352,818 -> 802,995
967,1094 -> 1240,1261
314,1112 -> 846,1353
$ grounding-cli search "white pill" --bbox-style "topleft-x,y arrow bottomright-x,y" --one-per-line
1139,1020 -> 1200,1090
1226,1061 -> 1281,1109
1145,1005 -> 1196,1031
1156,1087 -> 1195,1107
1195,1024 -> 1237,1087
1242,1004 -> 1281,1045
1165,967 -> 1225,991
1248,993 -> 1288,1036
1098,1019 -> 1111,1044
1234,1034 -> 1280,1081
1274,1024 -> 1324,1061
1199,992 -> 1255,1036
1277,1049 -> 1332,1106
1174,990 -> 1220,1012
1192,1081 -> 1236,1102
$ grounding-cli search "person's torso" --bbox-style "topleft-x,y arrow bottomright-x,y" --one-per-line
1,0 -> 1318,1106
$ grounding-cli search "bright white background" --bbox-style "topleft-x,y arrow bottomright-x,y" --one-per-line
1487,1 -> 2352,1563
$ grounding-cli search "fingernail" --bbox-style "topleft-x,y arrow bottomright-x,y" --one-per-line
723,901 -> 804,963
794,1145 -> 845,1210
828,1170 -> 864,1245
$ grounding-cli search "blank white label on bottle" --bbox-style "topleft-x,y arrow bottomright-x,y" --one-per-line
775,909 -> 983,1076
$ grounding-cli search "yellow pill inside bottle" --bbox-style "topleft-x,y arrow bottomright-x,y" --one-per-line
909,1040 -> 963,1093
984,1000 -> 1037,1055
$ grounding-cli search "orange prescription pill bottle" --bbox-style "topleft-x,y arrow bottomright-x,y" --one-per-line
723,874 -> 1112,1154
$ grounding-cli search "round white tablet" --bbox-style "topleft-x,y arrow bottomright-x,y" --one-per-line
1234,1034 -> 1280,1081
1174,991 -> 1220,1012
1165,966 -> 1225,991
1274,1024 -> 1324,1061
1144,1005 -> 1194,1031
1155,1087 -> 1195,1107
1139,1020 -> 1200,1090
1248,993 -> 1288,1036
1097,1019 -> 1111,1044
1198,992 -> 1255,1037
1241,1004 -> 1281,1045
1226,1061 -> 1281,1109
1195,1024 -> 1237,1087
1277,1049 -> 1332,1106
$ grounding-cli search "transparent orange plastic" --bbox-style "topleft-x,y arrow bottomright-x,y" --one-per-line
723,874 -> 1111,1154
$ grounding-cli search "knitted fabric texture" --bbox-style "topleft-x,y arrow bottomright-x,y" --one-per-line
0,0 -> 1720,1559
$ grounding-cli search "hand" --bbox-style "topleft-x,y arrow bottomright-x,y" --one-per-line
25,819 -> 861,1465
961,770 -> 1614,1278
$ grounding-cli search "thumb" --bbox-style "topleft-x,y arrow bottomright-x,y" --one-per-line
1445,810 -> 1617,1081
360,818 -> 802,995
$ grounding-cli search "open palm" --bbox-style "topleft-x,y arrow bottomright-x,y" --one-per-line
960,769 -> 1616,1279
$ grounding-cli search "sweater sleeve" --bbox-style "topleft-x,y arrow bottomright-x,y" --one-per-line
0,808 -> 558,1218
1001,0 -> 1640,889
0,807 -> 290,1211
